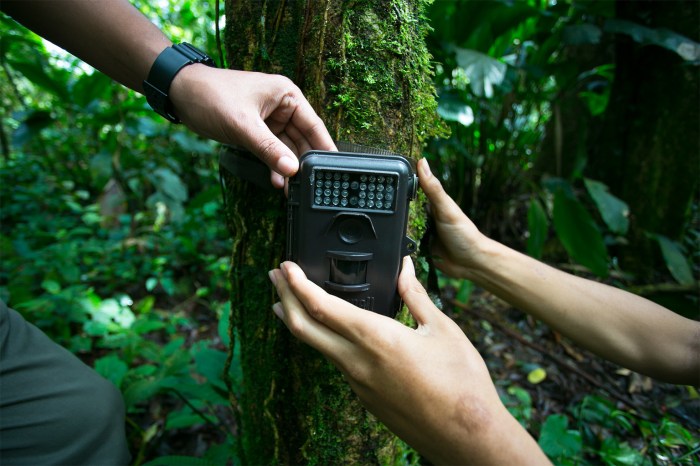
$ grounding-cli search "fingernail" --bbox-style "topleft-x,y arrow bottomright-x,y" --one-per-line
277,156 -> 298,176
272,302 -> 285,319
420,159 -> 433,179
279,262 -> 289,279
268,269 -> 277,286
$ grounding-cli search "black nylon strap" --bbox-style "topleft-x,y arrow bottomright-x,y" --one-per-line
143,43 -> 215,123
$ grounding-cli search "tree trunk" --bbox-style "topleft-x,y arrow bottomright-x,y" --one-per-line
588,0 -> 700,277
220,1 -> 443,463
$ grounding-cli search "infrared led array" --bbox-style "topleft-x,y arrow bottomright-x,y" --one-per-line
313,170 -> 397,211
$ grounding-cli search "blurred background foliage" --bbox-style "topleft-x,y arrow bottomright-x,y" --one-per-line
0,0 -> 697,465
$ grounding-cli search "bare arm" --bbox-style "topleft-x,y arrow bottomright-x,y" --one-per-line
419,158 -> 700,386
2,0 -> 336,187
2,0 -> 166,91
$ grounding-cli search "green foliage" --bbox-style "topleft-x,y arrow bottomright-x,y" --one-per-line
425,0 -> 698,286
429,1 -> 698,464
538,414 -> 583,464
654,235 -> 695,286
1,2 -> 237,463
501,391 -> 700,465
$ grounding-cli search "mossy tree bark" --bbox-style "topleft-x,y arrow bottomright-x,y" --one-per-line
220,1 -> 444,464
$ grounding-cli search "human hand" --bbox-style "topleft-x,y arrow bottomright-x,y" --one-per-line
170,65 -> 336,188
268,257 -> 532,464
418,158 -> 492,280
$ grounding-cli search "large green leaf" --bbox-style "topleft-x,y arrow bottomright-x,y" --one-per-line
605,19 -> 700,62
94,354 -> 129,389
655,235 -> 694,285
552,190 -> 609,277
583,178 -> 629,235
450,47 -> 507,98
538,414 -> 582,460
527,197 -> 548,259
437,94 -> 474,127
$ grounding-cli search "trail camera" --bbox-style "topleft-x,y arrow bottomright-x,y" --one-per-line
287,150 -> 417,317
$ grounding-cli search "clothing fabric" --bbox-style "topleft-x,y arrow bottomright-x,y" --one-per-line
0,300 -> 130,465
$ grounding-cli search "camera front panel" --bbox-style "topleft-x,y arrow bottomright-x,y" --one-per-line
287,151 -> 416,317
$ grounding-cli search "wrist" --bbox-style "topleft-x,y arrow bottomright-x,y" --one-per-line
142,42 -> 216,123
460,234 -> 503,282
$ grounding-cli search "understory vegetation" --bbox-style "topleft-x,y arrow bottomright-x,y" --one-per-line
1,0 -> 697,465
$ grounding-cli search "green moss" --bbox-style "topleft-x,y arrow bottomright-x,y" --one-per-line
223,1 -> 447,464
319,0 -> 447,155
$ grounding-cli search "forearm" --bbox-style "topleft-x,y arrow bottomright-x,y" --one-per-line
467,239 -> 700,385
424,404 -> 550,465
2,0 -> 169,92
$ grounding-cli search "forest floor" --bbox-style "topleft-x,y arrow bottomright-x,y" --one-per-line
135,277 -> 700,465
445,285 -> 700,464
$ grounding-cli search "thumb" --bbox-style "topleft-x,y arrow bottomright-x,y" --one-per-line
417,159 -> 465,225
397,257 -> 440,326
244,121 -> 300,179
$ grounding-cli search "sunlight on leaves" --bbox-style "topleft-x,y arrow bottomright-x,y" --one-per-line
450,46 -> 507,98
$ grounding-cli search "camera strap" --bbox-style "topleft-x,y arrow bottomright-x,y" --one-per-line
218,145 -> 274,190
218,142 -> 402,188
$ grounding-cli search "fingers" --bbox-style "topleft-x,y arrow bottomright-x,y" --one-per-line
288,97 -> 337,152
245,124 -> 300,179
277,261 -> 389,343
397,257 -> 441,327
417,159 -> 466,225
269,267 -> 352,359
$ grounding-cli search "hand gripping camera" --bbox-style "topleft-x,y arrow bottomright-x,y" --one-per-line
286,150 -> 417,317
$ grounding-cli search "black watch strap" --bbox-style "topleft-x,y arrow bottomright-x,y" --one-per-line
143,43 -> 216,123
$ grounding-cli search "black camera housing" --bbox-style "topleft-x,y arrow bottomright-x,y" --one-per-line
287,150 -> 417,317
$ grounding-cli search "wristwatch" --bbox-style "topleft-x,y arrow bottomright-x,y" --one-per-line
143,42 -> 216,123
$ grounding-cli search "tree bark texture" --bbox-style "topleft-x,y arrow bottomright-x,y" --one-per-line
220,1 -> 443,464
589,0 -> 699,275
